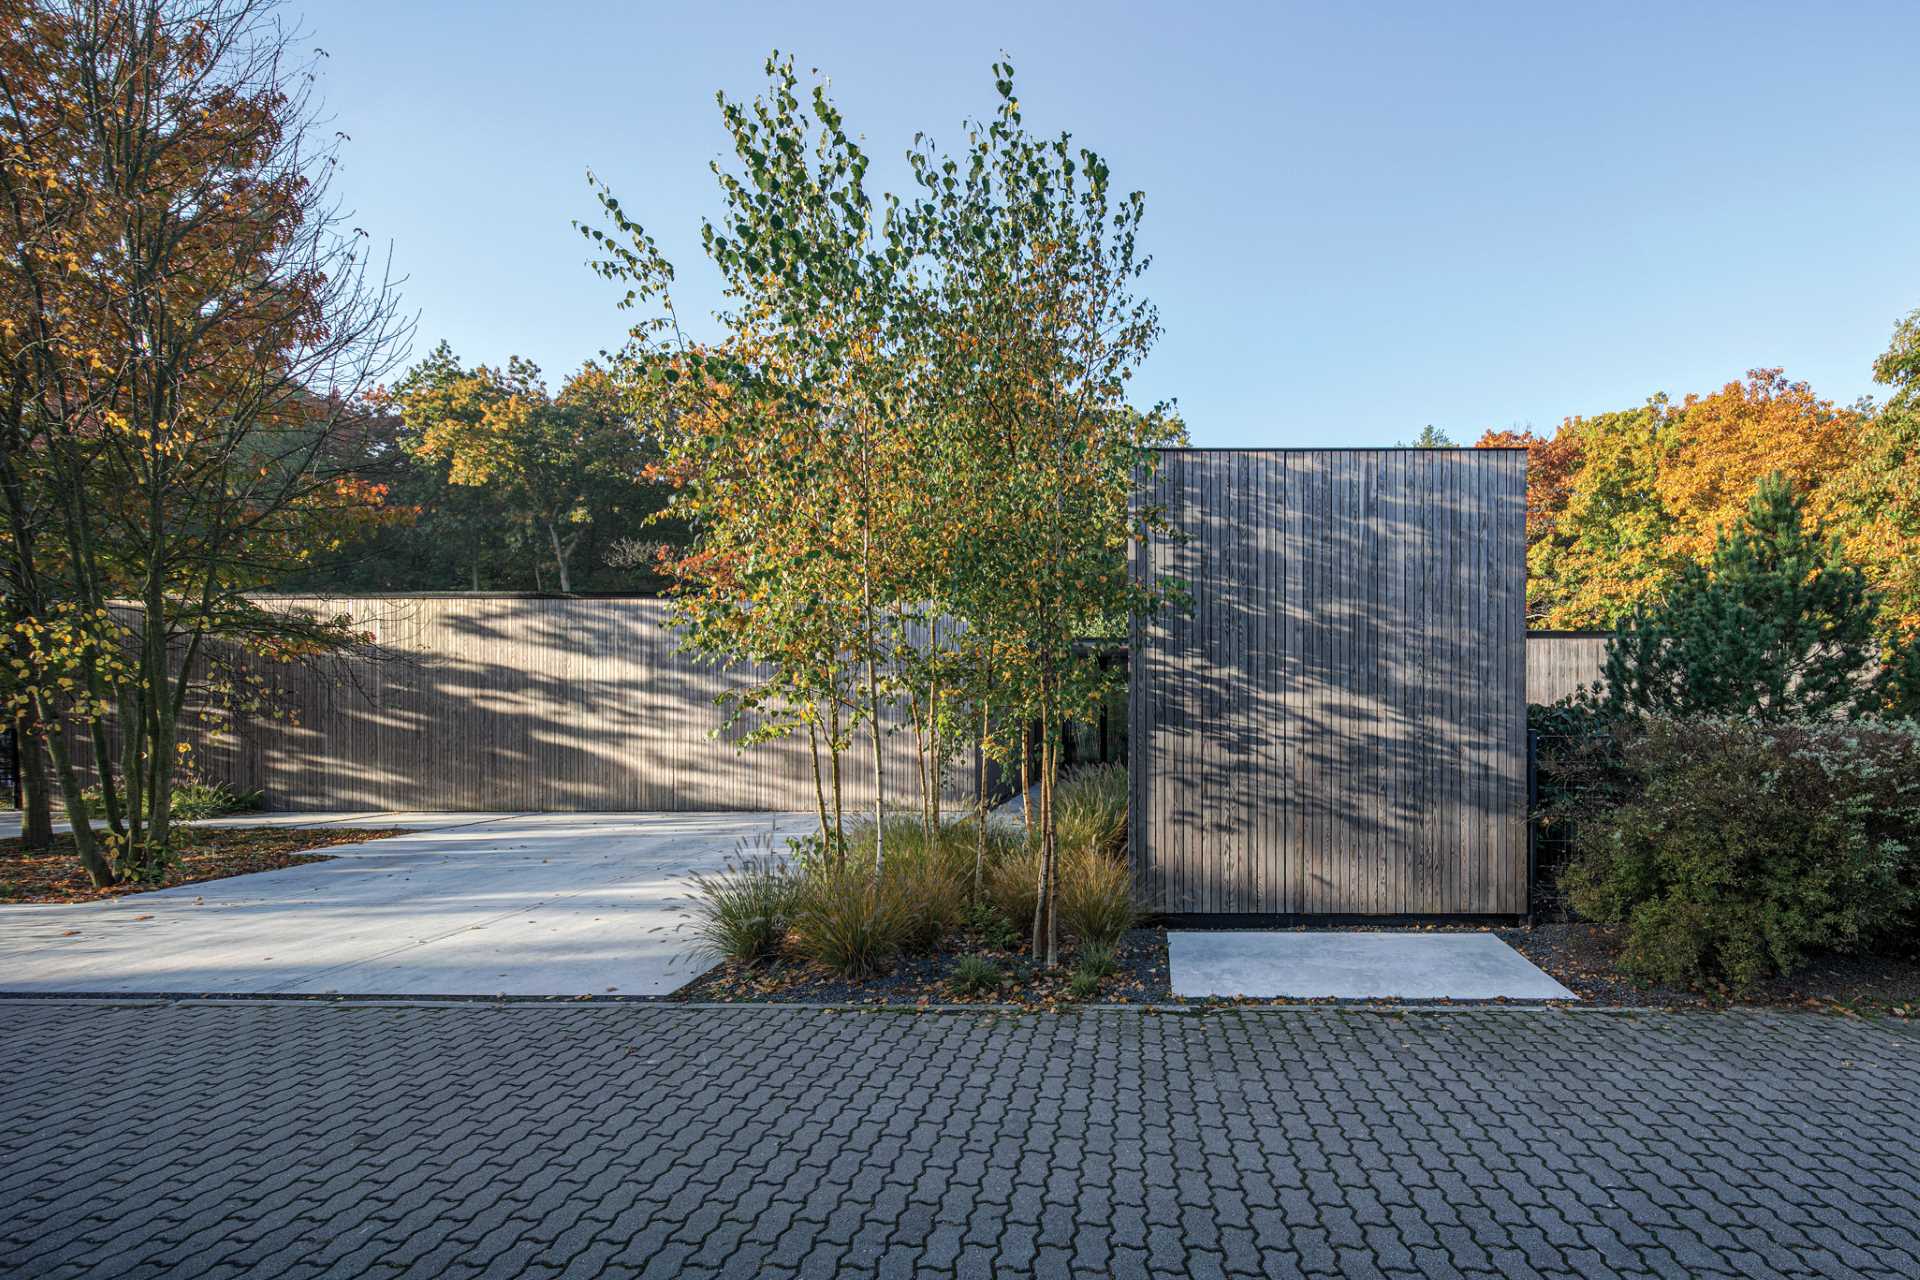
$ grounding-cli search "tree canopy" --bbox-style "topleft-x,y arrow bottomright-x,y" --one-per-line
1479,320 -> 1920,637
581,54 -> 1182,963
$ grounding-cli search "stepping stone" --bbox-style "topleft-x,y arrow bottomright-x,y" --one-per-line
1168,930 -> 1576,1001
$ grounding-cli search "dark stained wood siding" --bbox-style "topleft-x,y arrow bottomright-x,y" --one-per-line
131,596 -> 963,813
1130,449 -> 1529,915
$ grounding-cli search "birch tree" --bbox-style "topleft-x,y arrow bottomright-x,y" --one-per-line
904,62 -> 1181,965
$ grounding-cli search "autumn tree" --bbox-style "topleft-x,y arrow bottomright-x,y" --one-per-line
1476,427 -> 1581,624
391,343 -> 660,593
1824,309 -> 1920,632
1498,359 -> 1913,637
0,0 -> 407,881
1519,402 -> 1677,628
1658,370 -> 1865,564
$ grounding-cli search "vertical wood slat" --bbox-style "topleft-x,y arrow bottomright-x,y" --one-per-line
111,595 -> 964,814
1133,448 -> 1530,916
1524,632 -> 1609,705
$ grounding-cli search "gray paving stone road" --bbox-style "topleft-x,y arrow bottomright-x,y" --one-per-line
2,1000 -> 1916,1279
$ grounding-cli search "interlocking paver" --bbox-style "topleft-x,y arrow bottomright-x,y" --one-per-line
0,1002 -> 1915,1278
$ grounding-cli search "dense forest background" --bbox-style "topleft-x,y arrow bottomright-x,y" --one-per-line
280,342 -> 689,595
1480,308 -> 1919,634
285,310 -> 1920,624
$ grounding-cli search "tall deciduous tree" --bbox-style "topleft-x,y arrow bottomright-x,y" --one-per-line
1518,402 -> 1676,629
0,0 -> 407,882
585,55 -> 918,864
1825,309 -> 1920,633
392,343 -> 657,593
904,62 -> 1179,965
583,56 -> 1182,965
1476,427 -> 1582,625
1659,370 -> 1865,564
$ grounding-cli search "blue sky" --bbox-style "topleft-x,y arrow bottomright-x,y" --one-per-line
291,1 -> 1920,447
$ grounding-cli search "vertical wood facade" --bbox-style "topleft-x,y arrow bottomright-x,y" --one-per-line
1130,449 -> 1529,915
140,596 -> 964,813
1524,631 -> 1610,705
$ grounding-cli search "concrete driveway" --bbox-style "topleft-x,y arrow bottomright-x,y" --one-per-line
0,812 -> 813,998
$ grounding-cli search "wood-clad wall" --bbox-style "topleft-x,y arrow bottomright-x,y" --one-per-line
166,596 -> 961,813
1130,449 -> 1529,916
1525,632 -> 1609,705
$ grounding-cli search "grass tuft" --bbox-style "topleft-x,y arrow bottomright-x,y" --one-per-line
948,953 -> 1003,997
678,843 -> 800,967
790,861 -> 911,979
1056,845 -> 1136,950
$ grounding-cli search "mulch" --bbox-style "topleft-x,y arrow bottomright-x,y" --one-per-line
674,925 -> 1172,1009
674,917 -> 1919,1017
1502,920 -> 1920,1017
0,827 -> 412,904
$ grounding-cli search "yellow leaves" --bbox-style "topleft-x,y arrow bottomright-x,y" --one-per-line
1658,370 -> 1863,565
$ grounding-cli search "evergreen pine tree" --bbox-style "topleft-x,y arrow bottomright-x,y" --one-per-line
1600,472 -> 1882,721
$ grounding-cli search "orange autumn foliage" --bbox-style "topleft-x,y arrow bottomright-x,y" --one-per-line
1657,370 -> 1866,564
1480,363 -> 1919,637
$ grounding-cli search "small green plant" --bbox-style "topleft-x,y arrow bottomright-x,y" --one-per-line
783,829 -> 844,872
967,900 -> 1020,951
1065,970 -> 1103,1001
169,781 -> 262,822
79,780 -> 262,823
1074,941 -> 1117,980
947,953 -> 1003,997
790,861 -> 911,979
678,845 -> 799,966
1064,940 -> 1117,1001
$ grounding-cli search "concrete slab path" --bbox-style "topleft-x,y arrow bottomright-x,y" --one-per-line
0,812 -> 812,997
1169,929 -> 1578,1000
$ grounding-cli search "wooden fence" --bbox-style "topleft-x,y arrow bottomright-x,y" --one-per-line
1130,448 -> 1530,916
162,595 -> 965,813
1525,631 -> 1609,705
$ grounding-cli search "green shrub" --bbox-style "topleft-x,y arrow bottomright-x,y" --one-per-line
1056,845 -> 1135,949
947,953 -> 1003,997
78,780 -> 262,823
1561,717 -> 1920,991
169,781 -> 262,822
679,849 -> 800,966
790,861 -> 911,979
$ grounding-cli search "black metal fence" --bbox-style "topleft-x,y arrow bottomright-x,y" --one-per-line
1,726 -> 19,810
